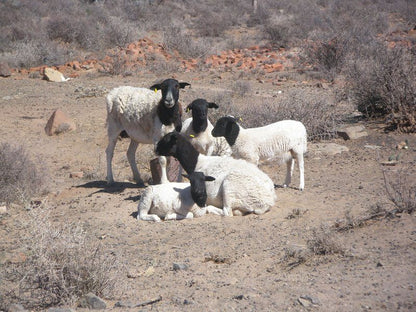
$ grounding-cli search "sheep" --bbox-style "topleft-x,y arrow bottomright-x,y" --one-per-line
105,78 -> 190,185
137,171 -> 224,222
156,132 -> 277,216
211,116 -> 307,190
181,99 -> 232,156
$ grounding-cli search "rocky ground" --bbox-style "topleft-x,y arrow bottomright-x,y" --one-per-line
0,42 -> 415,311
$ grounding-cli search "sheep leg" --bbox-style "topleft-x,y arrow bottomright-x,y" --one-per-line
165,212 -> 194,220
138,213 -> 162,222
158,156 -> 169,184
297,153 -> 305,191
105,129 -> 120,184
205,205 -> 224,216
127,139 -> 142,185
283,158 -> 295,188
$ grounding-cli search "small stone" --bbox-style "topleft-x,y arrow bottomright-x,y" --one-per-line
114,300 -> 138,308
0,205 -> 7,214
173,263 -> 188,271
396,141 -> 408,149
47,308 -> 76,312
78,293 -> 107,310
7,303 -> 27,311
70,171 -> 84,178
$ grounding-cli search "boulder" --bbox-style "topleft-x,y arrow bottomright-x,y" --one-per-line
312,143 -> 349,156
44,67 -> 69,82
0,62 -> 12,77
78,293 -> 107,310
45,109 -> 76,136
337,125 -> 368,140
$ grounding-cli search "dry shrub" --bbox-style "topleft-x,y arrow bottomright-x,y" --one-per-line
346,45 -> 416,132
229,89 -> 340,140
0,142 -> 48,206
382,164 -> 416,214
3,205 -> 123,310
307,225 -> 345,256
161,26 -> 212,59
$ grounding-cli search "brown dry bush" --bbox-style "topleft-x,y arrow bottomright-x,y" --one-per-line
346,44 -> 416,132
1,205 -> 124,310
227,89 -> 341,140
382,164 -> 416,214
0,142 -> 48,207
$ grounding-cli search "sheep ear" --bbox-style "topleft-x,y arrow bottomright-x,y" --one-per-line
186,103 -> 193,112
149,83 -> 161,91
179,82 -> 191,89
204,176 -> 216,182
208,102 -> 219,109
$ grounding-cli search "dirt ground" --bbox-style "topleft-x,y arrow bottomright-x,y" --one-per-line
0,68 -> 415,312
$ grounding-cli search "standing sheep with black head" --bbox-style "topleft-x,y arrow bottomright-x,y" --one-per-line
105,78 -> 190,185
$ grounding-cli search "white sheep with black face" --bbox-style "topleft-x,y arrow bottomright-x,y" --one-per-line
137,171 -> 224,222
156,132 -> 277,217
211,116 -> 307,190
105,78 -> 190,185
181,98 -> 231,156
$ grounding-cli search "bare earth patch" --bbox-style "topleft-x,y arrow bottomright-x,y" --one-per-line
0,70 -> 415,311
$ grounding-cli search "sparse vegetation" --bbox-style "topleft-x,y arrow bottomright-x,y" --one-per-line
1,204 -> 123,310
382,164 -> 416,214
0,142 -> 48,207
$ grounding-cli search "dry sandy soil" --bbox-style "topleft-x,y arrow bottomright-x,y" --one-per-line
0,66 -> 415,312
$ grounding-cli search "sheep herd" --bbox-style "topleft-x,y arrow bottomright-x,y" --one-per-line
105,78 -> 307,222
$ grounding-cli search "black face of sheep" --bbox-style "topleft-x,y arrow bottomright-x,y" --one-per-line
156,132 -> 178,157
211,116 -> 240,146
186,99 -> 219,133
183,172 -> 215,207
213,116 -> 239,136
150,78 -> 190,108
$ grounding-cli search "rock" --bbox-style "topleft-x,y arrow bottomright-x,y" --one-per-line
45,109 -> 76,136
172,263 -> 188,271
150,157 -> 182,184
69,171 -> 84,178
46,308 -> 76,312
0,62 -> 12,77
396,141 -> 408,149
364,145 -> 382,150
44,67 -> 70,82
114,300 -> 139,308
0,205 -> 7,214
78,293 -> 107,310
7,303 -> 27,312
312,143 -> 349,156
337,125 -> 368,140
298,295 -> 320,307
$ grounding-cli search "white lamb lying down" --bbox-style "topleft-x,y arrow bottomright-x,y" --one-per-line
137,172 -> 224,222
156,132 -> 277,217
181,99 -> 231,156
212,116 -> 307,190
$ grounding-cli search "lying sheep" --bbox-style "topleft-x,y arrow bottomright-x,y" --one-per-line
181,99 -> 231,156
156,132 -> 276,216
105,78 -> 190,185
211,116 -> 307,190
137,171 -> 224,222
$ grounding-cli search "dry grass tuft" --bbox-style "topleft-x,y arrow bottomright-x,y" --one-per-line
1,204 -> 124,310
0,142 -> 48,207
